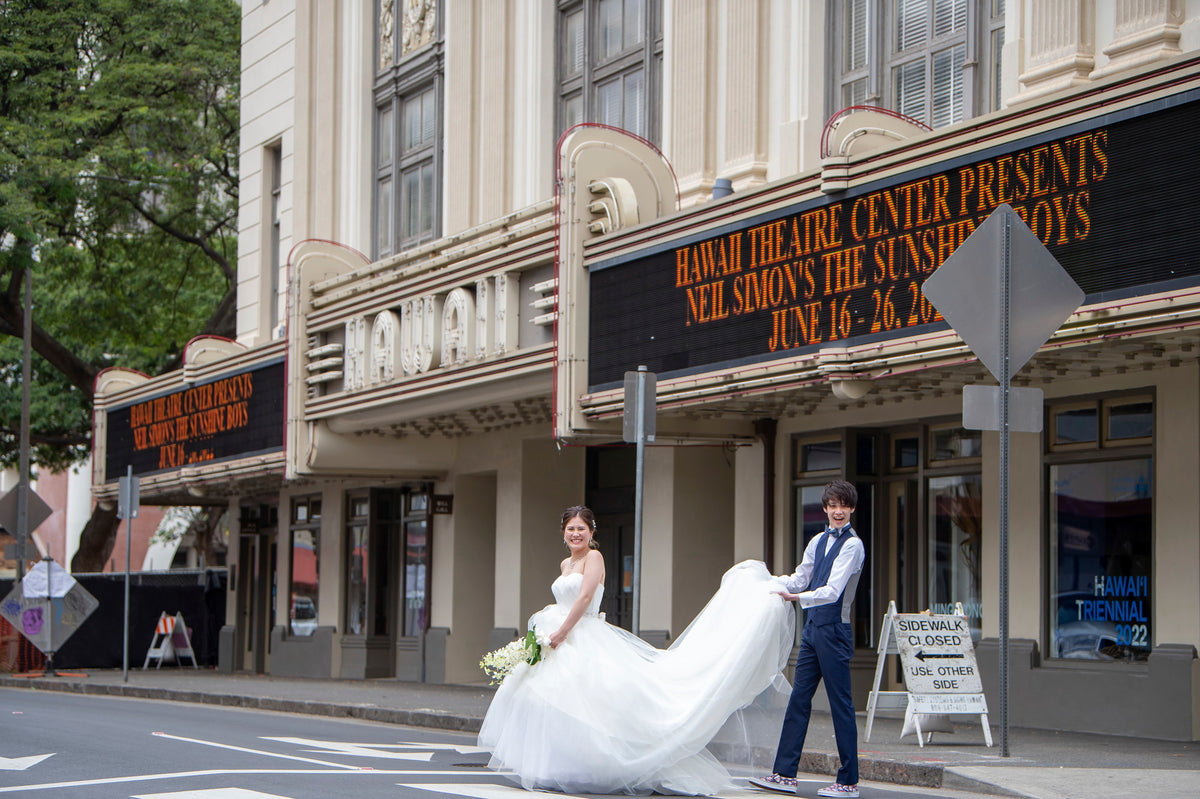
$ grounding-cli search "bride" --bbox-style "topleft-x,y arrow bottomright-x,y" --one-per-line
478,506 -> 795,795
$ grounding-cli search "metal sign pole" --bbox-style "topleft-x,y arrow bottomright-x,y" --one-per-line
124,500 -> 131,682
624,366 -> 656,639
922,204 -> 1084,761
17,265 -> 32,581
632,367 -> 647,638
43,554 -> 56,676
998,217 -> 1012,758
118,466 -> 139,682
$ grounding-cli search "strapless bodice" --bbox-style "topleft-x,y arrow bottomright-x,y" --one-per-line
551,572 -> 604,616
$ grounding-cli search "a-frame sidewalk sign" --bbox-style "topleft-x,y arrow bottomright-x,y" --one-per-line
865,600 -> 993,747
142,611 -> 198,669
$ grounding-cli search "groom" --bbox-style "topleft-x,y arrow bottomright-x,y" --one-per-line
751,480 -> 865,798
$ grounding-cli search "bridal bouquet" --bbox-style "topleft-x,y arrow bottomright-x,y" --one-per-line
479,627 -> 543,685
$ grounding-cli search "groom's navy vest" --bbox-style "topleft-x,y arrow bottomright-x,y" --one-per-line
805,527 -> 854,627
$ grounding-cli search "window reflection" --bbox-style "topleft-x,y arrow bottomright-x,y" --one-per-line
1050,459 -> 1152,661
289,496 -> 321,637
346,520 -> 368,636
927,475 -> 982,641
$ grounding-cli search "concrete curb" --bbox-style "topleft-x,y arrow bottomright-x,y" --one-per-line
0,675 -> 483,733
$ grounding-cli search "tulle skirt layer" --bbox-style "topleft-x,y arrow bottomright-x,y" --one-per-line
477,560 -> 794,795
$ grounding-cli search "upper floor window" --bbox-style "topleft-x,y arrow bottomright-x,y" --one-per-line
833,0 -> 1005,130
265,142 -> 282,335
558,0 -> 663,144
375,0 -> 442,259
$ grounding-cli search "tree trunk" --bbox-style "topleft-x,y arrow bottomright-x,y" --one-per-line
70,504 -> 120,573
189,506 -> 227,568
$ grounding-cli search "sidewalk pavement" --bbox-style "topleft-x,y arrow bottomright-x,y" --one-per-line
2,668 -> 1197,799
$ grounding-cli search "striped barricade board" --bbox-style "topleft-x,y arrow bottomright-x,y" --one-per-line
143,611 -> 198,669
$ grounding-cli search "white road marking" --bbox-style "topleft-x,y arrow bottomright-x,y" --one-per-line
151,733 -> 363,769
271,741 -> 484,753
0,769 -> 476,793
399,784 -> 577,799
133,789 -> 293,798
396,743 -> 489,754
0,753 -> 53,771
259,737 -> 434,761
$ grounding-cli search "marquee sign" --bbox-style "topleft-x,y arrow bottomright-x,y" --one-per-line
103,360 -> 285,481
587,92 -> 1200,389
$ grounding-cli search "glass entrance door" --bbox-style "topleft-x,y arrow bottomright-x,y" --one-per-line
236,504 -> 276,674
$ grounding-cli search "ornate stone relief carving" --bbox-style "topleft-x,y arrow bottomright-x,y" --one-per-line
379,0 -> 395,71
402,0 -> 437,57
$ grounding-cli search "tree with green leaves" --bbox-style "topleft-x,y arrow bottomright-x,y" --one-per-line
0,0 -> 241,570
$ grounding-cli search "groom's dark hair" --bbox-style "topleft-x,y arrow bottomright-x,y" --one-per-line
822,480 -> 857,509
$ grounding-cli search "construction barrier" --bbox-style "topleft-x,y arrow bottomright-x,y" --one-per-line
142,611 -> 198,669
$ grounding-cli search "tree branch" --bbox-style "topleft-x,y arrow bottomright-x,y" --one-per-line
0,287 -> 99,397
129,197 -> 236,283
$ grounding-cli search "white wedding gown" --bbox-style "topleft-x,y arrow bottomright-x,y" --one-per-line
478,560 -> 794,795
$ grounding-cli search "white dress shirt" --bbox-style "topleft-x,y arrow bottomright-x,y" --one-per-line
776,524 -> 865,620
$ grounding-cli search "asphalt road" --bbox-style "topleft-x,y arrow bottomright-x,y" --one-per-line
0,689 -> 1006,799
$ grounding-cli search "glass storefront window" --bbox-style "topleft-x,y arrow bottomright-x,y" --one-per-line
343,488 -> 429,640
1049,458 -> 1152,661
798,439 -> 841,474
892,435 -> 919,470
929,426 -> 981,461
856,434 -> 877,475
927,474 -> 982,641
346,497 -> 369,636
404,517 -> 429,635
1106,398 -> 1152,442
796,484 -> 828,551
1053,405 -> 1098,446
289,496 -> 320,637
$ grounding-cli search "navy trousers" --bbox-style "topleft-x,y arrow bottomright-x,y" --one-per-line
771,620 -> 859,786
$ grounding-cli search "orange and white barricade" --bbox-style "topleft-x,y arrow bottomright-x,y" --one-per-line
142,611 -> 198,669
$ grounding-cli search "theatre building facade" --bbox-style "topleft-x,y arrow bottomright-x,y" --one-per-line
92,2 -> 1198,740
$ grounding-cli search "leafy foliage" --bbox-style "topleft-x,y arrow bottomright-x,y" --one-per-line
0,0 -> 240,471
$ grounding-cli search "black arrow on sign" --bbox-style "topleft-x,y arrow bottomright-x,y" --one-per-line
916,651 -> 965,661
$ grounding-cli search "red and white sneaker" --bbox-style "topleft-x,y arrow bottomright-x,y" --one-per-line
817,783 -> 859,798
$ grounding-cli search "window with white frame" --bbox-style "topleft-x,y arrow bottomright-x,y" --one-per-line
832,0 -> 1005,130
558,0 -> 662,144
375,0 -> 442,259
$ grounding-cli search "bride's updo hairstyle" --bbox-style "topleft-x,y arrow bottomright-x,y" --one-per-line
561,505 -> 599,550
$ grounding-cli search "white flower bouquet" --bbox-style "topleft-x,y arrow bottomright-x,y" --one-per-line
479,627 -> 544,685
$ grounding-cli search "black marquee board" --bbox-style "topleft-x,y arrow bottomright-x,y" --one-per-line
103,360 -> 285,481
587,92 -> 1200,390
